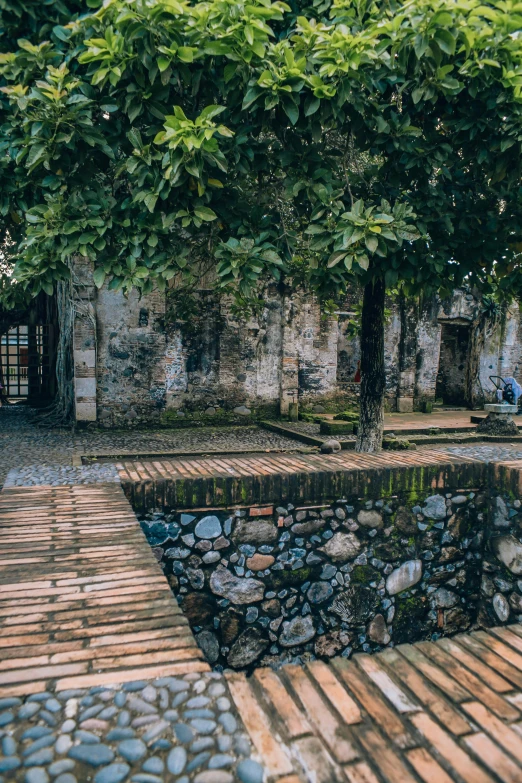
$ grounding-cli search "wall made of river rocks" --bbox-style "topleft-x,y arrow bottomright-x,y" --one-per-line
140,488 -> 491,672
479,490 -> 522,626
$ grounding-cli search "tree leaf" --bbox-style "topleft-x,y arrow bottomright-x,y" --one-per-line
93,268 -> 106,288
304,95 -> 320,116
194,206 -> 217,221
434,29 -> 456,55
144,193 -> 158,212
365,235 -> 378,253
327,251 -> 347,267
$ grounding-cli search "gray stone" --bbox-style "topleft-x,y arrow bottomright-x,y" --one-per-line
227,629 -> 269,668
54,735 -> 72,757
237,759 -> 264,783
19,703 -> 41,719
434,588 -> 459,608
49,760 -> 75,776
196,631 -> 220,663
142,758 -> 164,774
357,510 -> 383,529
127,697 -> 157,715
55,775 -> 77,783
69,744 -> 115,767
209,755 -> 234,769
233,406 -> 251,415
23,737 -> 54,758
203,551 -> 221,564
164,547 -> 191,560
0,697 -> 21,710
307,582 -> 334,604
25,770 -> 50,783
493,496 -> 510,528
117,739 -> 147,762
94,763 -> 130,783
490,535 -> 522,575
190,738 -> 214,753
24,748 -> 54,767
0,757 -> 20,772
509,591 -> 522,612
2,737 -> 16,756
422,495 -> 447,520
292,517 -> 326,536
231,519 -> 278,545
0,711 -> 13,726
218,713 -> 237,734
320,439 -> 341,454
279,615 -> 316,647
195,516 -> 222,539
319,532 -> 361,562
493,592 -> 510,622
187,752 -> 212,772
193,772 -> 234,783
107,729 -> 134,742
386,560 -> 423,595
167,747 -> 187,775
330,585 -> 379,624
173,723 -> 194,743
190,719 -> 217,734
75,730 -> 101,744
210,567 -> 264,604
367,614 -> 391,645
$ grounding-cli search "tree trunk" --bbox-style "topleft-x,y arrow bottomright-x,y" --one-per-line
356,277 -> 386,452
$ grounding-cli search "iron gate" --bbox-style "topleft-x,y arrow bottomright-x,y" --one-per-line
0,325 -> 51,399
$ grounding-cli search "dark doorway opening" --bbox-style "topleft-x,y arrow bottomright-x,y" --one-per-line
436,323 -> 471,406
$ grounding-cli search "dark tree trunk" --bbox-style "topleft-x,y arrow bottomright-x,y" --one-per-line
356,277 -> 386,452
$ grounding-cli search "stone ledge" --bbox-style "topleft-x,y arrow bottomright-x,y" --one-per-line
118,451 -> 486,512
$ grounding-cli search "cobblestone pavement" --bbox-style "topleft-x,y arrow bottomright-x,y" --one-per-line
0,674 -> 263,783
429,443 -> 522,462
0,407 -> 303,488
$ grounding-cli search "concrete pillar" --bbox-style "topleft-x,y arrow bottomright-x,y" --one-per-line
397,297 -> 418,413
73,259 -> 97,422
280,289 -> 299,415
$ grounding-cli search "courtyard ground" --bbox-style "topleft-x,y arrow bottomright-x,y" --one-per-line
3,405 -> 522,489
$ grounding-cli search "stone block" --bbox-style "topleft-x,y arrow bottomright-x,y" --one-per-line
396,396 -> 414,413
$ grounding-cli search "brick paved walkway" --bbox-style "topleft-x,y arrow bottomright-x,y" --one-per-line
0,483 -> 207,697
226,626 -> 522,782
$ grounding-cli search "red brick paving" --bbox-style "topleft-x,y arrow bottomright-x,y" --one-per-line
0,483 -> 207,696
227,630 -> 522,782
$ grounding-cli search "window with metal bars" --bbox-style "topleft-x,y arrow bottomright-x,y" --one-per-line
0,325 -> 50,399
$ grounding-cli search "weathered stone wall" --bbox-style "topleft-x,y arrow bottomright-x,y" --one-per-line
136,458 -> 522,671
480,467 -> 522,626
140,487 -> 486,671
95,286 -> 166,427
78,264 -> 522,425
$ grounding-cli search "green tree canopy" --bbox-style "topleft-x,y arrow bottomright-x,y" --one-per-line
1,0 -> 522,448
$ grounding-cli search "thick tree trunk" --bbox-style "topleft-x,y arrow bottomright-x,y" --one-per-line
356,277 -> 386,452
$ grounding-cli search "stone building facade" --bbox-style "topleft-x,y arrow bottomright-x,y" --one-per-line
71,261 -> 522,426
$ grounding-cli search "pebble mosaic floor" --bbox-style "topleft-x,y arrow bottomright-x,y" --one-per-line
0,674 -> 262,783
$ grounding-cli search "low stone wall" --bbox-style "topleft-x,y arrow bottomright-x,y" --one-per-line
480,462 -> 522,626
139,486 -> 489,671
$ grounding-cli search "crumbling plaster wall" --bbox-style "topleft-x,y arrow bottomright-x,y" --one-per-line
95,286 -> 166,427
79,266 -> 522,425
